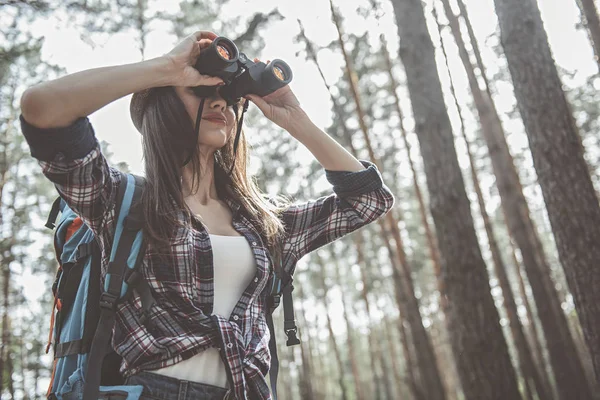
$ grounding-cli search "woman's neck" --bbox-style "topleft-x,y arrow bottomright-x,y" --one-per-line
181,156 -> 219,205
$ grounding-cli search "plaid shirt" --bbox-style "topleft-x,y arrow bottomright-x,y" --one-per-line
21,115 -> 395,399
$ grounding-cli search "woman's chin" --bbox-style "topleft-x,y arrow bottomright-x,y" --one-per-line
198,133 -> 229,149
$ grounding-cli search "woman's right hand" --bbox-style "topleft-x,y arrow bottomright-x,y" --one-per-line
164,31 -> 225,88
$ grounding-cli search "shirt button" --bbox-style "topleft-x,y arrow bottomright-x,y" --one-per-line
226,343 -> 233,349
233,315 -> 239,321
252,241 -> 257,246
254,277 -> 259,283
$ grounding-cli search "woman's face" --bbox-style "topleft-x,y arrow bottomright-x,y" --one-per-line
174,86 -> 236,153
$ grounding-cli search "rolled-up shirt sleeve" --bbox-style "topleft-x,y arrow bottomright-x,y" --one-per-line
20,114 -> 120,237
280,159 -> 395,276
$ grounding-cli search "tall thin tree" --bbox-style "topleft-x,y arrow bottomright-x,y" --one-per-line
494,0 -> 600,383
434,7 -> 550,399
326,4 -> 448,398
390,0 -> 521,398
576,0 -> 600,73
440,0 -> 591,396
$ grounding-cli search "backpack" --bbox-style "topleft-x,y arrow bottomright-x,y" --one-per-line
44,172 -> 299,400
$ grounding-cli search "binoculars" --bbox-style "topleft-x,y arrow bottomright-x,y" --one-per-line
192,36 -> 293,105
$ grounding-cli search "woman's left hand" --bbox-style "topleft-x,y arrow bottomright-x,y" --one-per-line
244,59 -> 309,133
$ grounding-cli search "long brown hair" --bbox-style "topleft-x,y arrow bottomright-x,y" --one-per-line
138,86 -> 291,271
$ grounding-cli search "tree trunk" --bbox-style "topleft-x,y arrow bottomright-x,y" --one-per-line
443,0 -> 593,396
294,288 -> 316,400
494,0 -> 600,386
509,237 -> 554,398
328,3 -> 447,398
381,236 -> 423,400
391,1 -> 522,399
373,324 -> 394,400
298,16 -> 445,399
19,332 -> 27,400
7,347 -> 14,399
330,250 -> 367,400
435,4 -> 550,400
0,253 -> 11,397
576,0 -> 600,72
315,253 -> 348,400
311,311 -> 330,400
355,233 -> 385,399
33,353 -> 40,400
377,10 -> 447,315
297,294 -> 324,400
383,315 -> 404,400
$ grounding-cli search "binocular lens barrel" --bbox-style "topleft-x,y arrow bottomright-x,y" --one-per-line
260,60 -> 292,92
195,37 -> 239,76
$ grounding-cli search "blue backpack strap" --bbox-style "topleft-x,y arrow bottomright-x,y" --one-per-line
84,172 -> 145,399
266,268 -> 299,400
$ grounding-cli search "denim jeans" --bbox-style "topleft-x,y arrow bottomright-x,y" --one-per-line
124,371 -> 229,400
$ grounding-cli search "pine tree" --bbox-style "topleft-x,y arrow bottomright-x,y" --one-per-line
391,0 -> 521,398
494,0 -> 600,387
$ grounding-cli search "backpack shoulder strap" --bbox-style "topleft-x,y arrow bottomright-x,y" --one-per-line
45,197 -> 64,230
84,172 -> 145,400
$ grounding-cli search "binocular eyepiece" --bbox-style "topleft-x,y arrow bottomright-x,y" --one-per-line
192,37 -> 293,105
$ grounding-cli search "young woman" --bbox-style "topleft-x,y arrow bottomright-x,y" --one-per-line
20,31 -> 395,400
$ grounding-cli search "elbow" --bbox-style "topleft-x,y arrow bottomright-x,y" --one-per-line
21,87 -> 47,127
368,186 -> 396,223
20,87 -> 62,128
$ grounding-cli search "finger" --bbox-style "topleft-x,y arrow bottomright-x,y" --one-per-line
253,57 -> 260,63
198,38 -> 213,50
192,31 -> 218,41
245,94 -> 269,113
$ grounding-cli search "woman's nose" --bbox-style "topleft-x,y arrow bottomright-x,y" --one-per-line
208,88 -> 227,110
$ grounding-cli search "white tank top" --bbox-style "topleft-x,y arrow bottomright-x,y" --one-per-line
152,234 -> 257,388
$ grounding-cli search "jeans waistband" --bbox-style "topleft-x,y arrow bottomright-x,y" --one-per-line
125,371 -> 229,400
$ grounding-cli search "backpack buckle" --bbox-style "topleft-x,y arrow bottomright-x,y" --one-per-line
99,292 -> 119,310
285,327 -> 300,346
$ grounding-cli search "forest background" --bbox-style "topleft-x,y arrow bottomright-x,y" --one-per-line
2,0 -> 600,399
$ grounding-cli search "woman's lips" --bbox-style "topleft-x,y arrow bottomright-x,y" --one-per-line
202,117 -> 227,126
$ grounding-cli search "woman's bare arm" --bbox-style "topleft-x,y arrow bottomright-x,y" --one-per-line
20,57 -> 174,128
20,31 -> 223,128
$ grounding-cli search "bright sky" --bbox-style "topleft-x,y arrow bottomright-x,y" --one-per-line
19,0 -> 597,361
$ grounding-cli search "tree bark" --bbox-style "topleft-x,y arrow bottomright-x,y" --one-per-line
377,10 -> 446,315
435,8 -> 550,399
327,3 -> 447,398
391,1 -> 522,399
576,0 -> 600,73
494,0 -> 600,386
435,4 -> 551,400
443,0 -> 593,396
